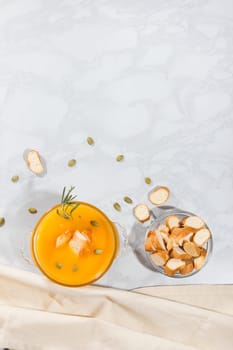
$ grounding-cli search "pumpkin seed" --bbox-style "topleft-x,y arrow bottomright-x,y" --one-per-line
68,159 -> 76,167
28,208 -> 37,214
124,196 -> 133,204
90,220 -> 99,227
72,264 -> 78,272
145,177 -> 152,184
113,202 -> 121,211
11,175 -> 19,183
116,154 -> 124,162
55,262 -> 62,269
94,249 -> 104,255
0,217 -> 5,227
87,137 -> 94,145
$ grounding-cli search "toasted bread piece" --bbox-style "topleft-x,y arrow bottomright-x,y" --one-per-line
151,251 -> 169,266
178,232 -> 194,246
183,241 -> 200,257
134,204 -> 150,223
193,228 -> 211,246
158,224 -> 169,234
166,237 -> 178,251
171,226 -> 194,240
165,215 -> 180,230
69,230 -> 92,256
180,260 -> 194,275
194,254 -> 206,270
183,216 -> 205,230
199,247 -> 207,257
153,230 -> 166,250
56,230 -> 73,248
148,186 -> 170,205
147,230 -> 156,238
164,258 -> 185,276
160,231 -> 169,244
164,265 -> 176,276
171,246 -> 191,260
26,149 -> 44,175
144,234 -> 157,252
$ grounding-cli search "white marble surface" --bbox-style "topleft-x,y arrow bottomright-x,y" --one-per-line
0,0 -> 233,289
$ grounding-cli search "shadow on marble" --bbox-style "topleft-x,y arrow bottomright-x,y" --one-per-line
6,190 -> 60,270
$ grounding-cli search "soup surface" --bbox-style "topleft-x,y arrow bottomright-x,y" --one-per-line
32,202 -> 118,286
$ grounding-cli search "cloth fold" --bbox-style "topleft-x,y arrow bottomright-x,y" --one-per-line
0,265 -> 232,350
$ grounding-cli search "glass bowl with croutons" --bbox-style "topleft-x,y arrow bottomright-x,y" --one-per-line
144,209 -> 213,277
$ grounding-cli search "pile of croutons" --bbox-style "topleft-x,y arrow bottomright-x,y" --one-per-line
144,215 -> 211,276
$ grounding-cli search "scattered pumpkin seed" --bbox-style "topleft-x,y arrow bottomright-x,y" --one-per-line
55,262 -> 62,269
87,136 -> 94,145
94,249 -> 104,255
11,175 -> 19,183
124,196 -> 133,204
116,154 -> 124,162
90,220 -> 99,227
28,208 -> 37,214
145,177 -> 152,185
0,217 -> 5,227
72,264 -> 78,272
113,202 -> 121,211
68,159 -> 76,167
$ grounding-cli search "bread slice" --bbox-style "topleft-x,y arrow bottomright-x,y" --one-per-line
194,255 -> 206,270
170,227 -> 194,243
178,232 -> 194,246
166,237 -> 178,251
193,228 -> 211,246
183,241 -> 200,257
56,230 -> 73,248
151,251 -> 169,266
69,230 -> 92,256
144,233 -> 157,252
165,215 -> 180,230
153,230 -> 166,250
180,260 -> 194,275
148,186 -> 170,205
134,204 -> 150,223
199,247 -> 207,257
26,149 -> 44,175
164,258 -> 185,276
158,224 -> 169,234
160,231 -> 169,244
171,246 -> 191,260
183,216 -> 205,230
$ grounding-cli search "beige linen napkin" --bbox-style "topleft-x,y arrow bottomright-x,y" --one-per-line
0,264 -> 232,350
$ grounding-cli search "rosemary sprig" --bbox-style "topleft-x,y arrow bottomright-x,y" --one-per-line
56,186 -> 80,220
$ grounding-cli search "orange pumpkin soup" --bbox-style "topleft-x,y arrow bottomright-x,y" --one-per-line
31,202 -> 118,286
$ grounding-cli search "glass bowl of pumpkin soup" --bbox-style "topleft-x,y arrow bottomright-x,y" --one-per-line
31,198 -> 122,287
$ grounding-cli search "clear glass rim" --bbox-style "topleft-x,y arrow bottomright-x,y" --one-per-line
145,208 -> 213,278
31,202 -> 120,287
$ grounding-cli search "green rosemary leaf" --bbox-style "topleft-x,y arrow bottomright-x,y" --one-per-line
57,186 -> 79,220
70,203 -> 80,214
